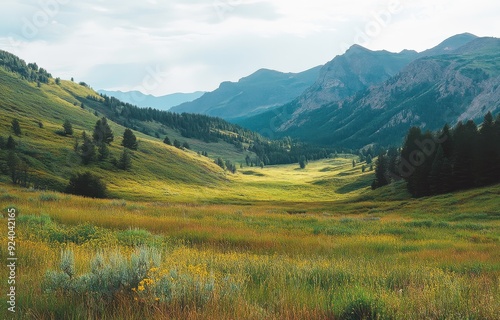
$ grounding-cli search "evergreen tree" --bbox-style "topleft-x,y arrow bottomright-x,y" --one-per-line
7,151 -> 21,184
476,112 -> 497,186
428,145 -> 445,195
215,157 -> 225,170
373,151 -> 389,189
366,154 -> 372,165
452,120 -> 478,190
163,136 -> 171,145
80,132 -> 96,165
117,149 -> 132,170
122,128 -> 138,150
98,143 -> 110,161
173,139 -> 181,149
63,120 -> 73,136
299,155 -> 307,169
182,141 -> 190,149
6,135 -> 16,149
352,159 -> 356,167
11,119 -> 21,136
93,117 -> 114,145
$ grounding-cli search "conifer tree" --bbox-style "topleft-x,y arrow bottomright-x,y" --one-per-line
122,128 -> 138,150
93,117 -> 114,145
11,119 -> 21,136
63,120 -> 73,136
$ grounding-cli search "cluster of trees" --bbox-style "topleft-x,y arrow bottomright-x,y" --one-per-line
215,158 -> 237,174
73,117 -> 134,170
373,112 -> 500,197
163,135 -> 190,150
0,50 -> 52,83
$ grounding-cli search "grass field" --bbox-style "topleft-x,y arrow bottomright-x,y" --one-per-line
0,156 -> 499,319
1,66 -> 499,319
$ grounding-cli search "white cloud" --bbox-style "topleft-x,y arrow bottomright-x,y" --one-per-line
0,0 -> 499,95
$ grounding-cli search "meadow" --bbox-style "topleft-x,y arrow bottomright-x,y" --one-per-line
0,157 -> 499,319
0,68 -> 499,319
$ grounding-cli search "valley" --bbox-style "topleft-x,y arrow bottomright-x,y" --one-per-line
0,33 -> 499,319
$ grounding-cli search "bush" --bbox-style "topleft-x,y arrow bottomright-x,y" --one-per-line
66,172 -> 107,198
44,247 -> 161,300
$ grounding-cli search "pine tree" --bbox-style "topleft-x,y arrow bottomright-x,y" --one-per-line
11,119 -> 21,136
163,136 -> 171,145
476,112 -> 497,186
93,117 -> 114,145
117,149 -> 132,170
98,143 -> 110,161
7,151 -> 21,184
452,121 -> 477,190
428,145 -> 445,195
122,128 -> 138,150
63,120 -> 73,136
373,151 -> 389,189
6,135 -> 16,149
173,139 -> 181,149
299,155 -> 307,169
80,132 -> 96,165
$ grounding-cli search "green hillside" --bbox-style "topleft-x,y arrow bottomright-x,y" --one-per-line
0,67 -> 233,200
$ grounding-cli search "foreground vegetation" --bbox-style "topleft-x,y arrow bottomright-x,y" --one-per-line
1,157 -> 498,319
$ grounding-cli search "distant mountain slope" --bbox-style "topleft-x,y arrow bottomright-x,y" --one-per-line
243,36 -> 499,148
170,66 -> 321,120
97,90 -> 204,110
240,33 -> 479,133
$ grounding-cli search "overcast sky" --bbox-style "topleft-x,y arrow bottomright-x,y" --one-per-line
1,0 -> 499,95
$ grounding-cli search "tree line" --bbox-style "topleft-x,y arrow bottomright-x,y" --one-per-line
0,50 -> 52,84
373,111 -> 500,197
90,94 -> 336,167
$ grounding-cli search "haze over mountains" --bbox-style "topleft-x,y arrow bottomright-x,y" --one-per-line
97,90 -> 205,111
170,66 -> 321,120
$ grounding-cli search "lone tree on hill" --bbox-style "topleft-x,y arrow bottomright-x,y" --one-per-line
11,119 -> 21,136
63,120 -> 73,136
122,128 -> 138,150
66,172 -> 107,198
299,155 -> 307,169
93,117 -> 114,145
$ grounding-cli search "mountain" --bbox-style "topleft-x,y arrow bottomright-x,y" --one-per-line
170,66 -> 321,120
97,90 -> 204,110
240,35 -> 499,148
419,32 -> 477,56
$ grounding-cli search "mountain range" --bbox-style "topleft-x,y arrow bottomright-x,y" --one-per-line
170,66 -> 321,119
237,33 -> 500,148
97,90 -> 205,110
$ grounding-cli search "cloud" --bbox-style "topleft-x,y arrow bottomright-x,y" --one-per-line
1,0 -> 499,94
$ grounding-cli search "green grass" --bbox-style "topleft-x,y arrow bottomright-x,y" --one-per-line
1,66 -> 499,319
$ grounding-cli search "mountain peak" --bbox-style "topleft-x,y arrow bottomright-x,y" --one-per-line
346,44 -> 371,54
420,33 -> 478,57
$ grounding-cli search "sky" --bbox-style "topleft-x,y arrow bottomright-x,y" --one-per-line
0,0 -> 499,96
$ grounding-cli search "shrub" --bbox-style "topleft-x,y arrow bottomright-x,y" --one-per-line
44,247 -> 161,300
338,290 -> 384,320
66,172 -> 107,198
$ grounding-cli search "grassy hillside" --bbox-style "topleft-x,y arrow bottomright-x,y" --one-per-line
0,67 -> 244,200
